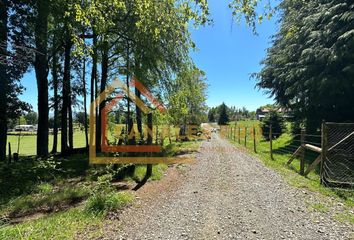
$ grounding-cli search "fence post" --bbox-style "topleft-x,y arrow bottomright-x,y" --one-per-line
244,127 -> 247,147
269,124 -> 273,160
253,126 -> 257,153
234,124 -> 237,141
156,125 -> 159,145
230,126 -> 233,139
238,127 -> 241,144
300,128 -> 306,175
8,142 -> 12,163
320,121 -> 328,184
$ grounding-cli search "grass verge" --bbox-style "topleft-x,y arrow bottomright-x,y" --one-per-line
0,207 -> 103,240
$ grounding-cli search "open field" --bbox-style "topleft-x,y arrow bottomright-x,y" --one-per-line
6,124 -> 194,157
6,131 -> 87,156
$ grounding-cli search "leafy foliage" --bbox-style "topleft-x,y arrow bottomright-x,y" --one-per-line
261,110 -> 286,140
85,174 -> 133,215
209,104 -> 254,122
167,67 -> 208,125
255,0 -> 354,131
229,0 -> 275,33
217,102 -> 229,125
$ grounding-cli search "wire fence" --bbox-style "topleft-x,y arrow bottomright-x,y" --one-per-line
322,123 -> 354,188
220,123 -> 324,182
221,122 -> 354,188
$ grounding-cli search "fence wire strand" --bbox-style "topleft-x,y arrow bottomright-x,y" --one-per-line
224,123 -> 354,189
322,124 -> 354,187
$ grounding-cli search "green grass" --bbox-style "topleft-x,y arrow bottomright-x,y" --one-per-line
6,131 -> 87,156
131,164 -> 168,182
229,120 -> 260,128
85,191 -> 133,215
335,212 -> 354,224
1,184 -> 90,218
0,207 -> 103,240
310,203 -> 329,213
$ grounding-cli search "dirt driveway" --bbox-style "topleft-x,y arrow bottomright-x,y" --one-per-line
99,134 -> 353,240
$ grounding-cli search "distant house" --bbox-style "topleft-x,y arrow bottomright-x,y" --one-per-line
256,108 -> 270,121
256,108 -> 292,121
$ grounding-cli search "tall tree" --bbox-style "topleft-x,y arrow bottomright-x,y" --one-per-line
218,102 -> 229,125
34,0 -> 49,158
0,0 -> 9,161
61,37 -> 71,153
51,50 -> 59,153
256,0 -> 354,131
81,56 -> 89,148
0,1 -> 32,160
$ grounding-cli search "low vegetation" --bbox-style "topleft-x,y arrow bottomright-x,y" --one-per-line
0,139 -> 201,239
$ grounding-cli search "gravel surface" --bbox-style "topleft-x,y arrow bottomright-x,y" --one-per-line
100,134 -> 353,240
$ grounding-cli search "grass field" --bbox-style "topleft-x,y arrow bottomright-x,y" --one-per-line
6,124 -> 187,157
6,131 -> 87,156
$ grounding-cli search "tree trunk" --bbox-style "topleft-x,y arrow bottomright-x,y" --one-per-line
97,41 -> 109,149
51,50 -> 58,153
135,88 -> 142,141
61,38 -> 72,154
90,33 -> 97,109
68,100 -> 73,150
145,112 -> 153,178
82,57 -> 89,148
133,113 -> 152,191
0,0 -> 8,161
125,42 -> 130,141
34,0 -> 49,158
90,32 -> 97,152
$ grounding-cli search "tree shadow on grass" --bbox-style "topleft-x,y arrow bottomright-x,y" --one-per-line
271,138 -> 321,174
0,153 -> 90,206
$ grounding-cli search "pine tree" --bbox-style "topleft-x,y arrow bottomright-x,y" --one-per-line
218,103 -> 229,125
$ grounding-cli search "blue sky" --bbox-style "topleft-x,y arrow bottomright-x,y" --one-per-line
19,0 -> 278,113
190,0 -> 278,111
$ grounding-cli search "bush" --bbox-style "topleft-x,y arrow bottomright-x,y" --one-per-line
261,110 -> 286,140
85,192 -> 133,215
85,174 -> 133,215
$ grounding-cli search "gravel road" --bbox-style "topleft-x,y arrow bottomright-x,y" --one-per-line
101,134 -> 353,240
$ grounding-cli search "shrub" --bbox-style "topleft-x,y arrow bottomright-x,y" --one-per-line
261,110 -> 286,140
85,192 -> 133,215
36,183 -> 54,194
85,174 -> 133,215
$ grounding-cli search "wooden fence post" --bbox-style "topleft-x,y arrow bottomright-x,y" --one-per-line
230,126 -> 233,139
238,127 -> 241,144
156,125 -> 159,145
269,124 -> 273,160
253,127 -> 257,153
8,142 -> 12,163
234,124 -> 237,141
244,127 -> 247,147
300,128 -> 306,175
